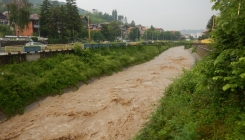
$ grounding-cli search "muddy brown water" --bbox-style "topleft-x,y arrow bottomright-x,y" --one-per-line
0,46 -> 197,140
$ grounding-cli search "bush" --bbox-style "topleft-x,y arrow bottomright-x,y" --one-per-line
31,37 -> 38,42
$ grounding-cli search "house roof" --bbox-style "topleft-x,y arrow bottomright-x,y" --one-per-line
127,27 -> 134,32
154,28 -> 163,31
2,11 -> 8,17
101,22 -> 109,25
202,30 -> 209,34
0,13 -> 7,19
30,14 -> 39,20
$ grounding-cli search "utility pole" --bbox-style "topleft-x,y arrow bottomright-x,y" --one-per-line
146,27 -> 147,41
121,19 -> 123,40
171,32 -> 172,42
151,31 -> 153,41
157,31 -> 158,41
17,0 -> 20,37
88,12 -> 90,42
163,31 -> 164,41
73,27 -> 74,42
136,26 -> 138,42
38,19 -> 40,37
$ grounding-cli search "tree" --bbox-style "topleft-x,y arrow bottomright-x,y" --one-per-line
65,0 -> 82,41
114,9 -> 117,20
124,17 -> 127,24
0,25 -> 13,37
7,0 -> 32,35
58,5 -> 68,41
206,15 -> 215,32
39,0 -> 52,37
118,15 -> 124,21
0,2 -> 7,13
128,27 -> 140,41
130,20 -> 135,27
109,21 -> 120,38
91,30 -> 104,42
49,1 -> 61,39
208,0 -> 245,94
112,10 -> 115,20
100,24 -> 114,41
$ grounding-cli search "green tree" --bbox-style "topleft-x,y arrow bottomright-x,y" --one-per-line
58,5 -> 68,42
7,0 -> 32,35
206,15 -> 215,32
0,2 -> 7,13
49,1 -> 60,39
130,20 -> 135,27
124,17 -> 127,24
101,24 -> 114,41
112,9 -> 115,20
129,27 -> 140,41
0,25 -> 13,37
108,25 -> 116,41
39,0 -> 51,37
109,21 -> 120,38
114,9 -> 117,20
91,30 -> 104,42
65,0 -> 82,41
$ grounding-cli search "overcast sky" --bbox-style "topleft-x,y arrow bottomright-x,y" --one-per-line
59,0 -> 218,31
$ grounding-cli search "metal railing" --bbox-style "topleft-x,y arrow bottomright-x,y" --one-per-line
47,44 -> 74,51
4,46 -> 24,53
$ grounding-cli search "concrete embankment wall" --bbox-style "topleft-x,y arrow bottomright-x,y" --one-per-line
192,44 -> 212,57
0,50 -> 74,65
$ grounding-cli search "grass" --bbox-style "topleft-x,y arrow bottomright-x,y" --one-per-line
134,55 -> 245,139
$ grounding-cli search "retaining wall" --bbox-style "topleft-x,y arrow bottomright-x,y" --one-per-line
192,44 -> 212,57
0,50 -> 74,65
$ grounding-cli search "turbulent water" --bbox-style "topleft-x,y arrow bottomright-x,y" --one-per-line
0,46 -> 196,140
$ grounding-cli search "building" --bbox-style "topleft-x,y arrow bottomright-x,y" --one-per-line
154,28 -> 164,32
0,13 -> 8,25
88,24 -> 101,31
118,24 -> 129,39
15,14 -> 40,36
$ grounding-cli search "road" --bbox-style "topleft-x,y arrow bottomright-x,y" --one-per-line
0,46 -> 196,140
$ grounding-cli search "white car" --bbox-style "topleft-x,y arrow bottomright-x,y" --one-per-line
25,42 -> 48,50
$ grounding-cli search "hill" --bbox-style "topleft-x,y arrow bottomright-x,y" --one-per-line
1,0 -> 86,15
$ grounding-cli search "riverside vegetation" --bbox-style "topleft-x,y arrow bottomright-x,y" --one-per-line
134,1 -> 245,139
0,42 -> 184,117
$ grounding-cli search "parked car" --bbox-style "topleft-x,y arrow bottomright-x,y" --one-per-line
103,41 -> 110,44
25,42 -> 48,50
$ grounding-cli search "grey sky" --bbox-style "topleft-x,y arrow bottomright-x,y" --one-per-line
59,0 -> 218,31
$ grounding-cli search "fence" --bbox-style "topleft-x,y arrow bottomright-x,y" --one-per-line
83,43 -> 126,49
0,42 -> 142,65
47,44 -> 74,51
4,46 -> 24,53
0,44 -> 74,54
